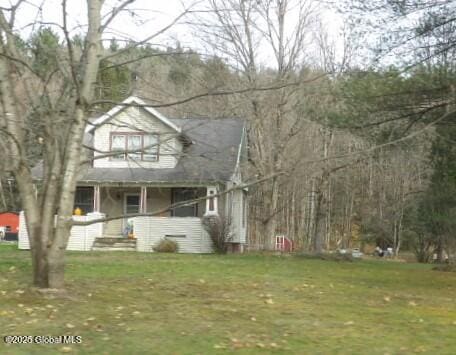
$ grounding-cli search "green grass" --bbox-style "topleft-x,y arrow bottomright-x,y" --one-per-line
0,245 -> 455,354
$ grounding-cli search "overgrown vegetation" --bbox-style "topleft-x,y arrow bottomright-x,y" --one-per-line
202,216 -> 232,254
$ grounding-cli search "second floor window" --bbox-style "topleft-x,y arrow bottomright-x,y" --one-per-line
111,133 -> 159,161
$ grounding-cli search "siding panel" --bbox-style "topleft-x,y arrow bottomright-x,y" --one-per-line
93,107 -> 180,169
134,217 -> 213,253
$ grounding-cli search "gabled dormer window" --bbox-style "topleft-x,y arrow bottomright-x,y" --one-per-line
110,132 -> 159,161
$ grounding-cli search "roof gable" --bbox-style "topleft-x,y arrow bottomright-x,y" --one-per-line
86,96 -> 181,134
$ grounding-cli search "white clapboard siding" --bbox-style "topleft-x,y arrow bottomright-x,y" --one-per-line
18,212 -> 105,251
134,217 -> 213,253
93,106 -> 180,169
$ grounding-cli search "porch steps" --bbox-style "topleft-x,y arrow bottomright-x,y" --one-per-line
92,236 -> 137,251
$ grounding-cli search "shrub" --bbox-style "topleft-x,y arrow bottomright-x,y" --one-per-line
153,239 -> 179,253
202,215 -> 232,254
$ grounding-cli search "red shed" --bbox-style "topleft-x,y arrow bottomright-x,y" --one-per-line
0,212 -> 19,233
275,235 -> 293,252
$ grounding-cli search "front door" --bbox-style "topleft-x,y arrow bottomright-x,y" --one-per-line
123,194 -> 140,234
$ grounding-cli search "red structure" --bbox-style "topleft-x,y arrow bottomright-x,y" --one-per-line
0,212 -> 19,233
275,235 -> 293,252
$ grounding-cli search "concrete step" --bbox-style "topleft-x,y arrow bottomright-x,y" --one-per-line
92,247 -> 136,251
95,237 -> 136,244
92,237 -> 136,251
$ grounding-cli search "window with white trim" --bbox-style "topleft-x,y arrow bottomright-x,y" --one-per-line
205,186 -> 218,215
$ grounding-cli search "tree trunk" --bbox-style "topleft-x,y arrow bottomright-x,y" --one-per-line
29,226 -> 49,288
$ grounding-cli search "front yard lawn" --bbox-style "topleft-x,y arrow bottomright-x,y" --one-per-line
0,245 -> 455,354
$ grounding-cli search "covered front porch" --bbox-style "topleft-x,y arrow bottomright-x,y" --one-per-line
18,184 -> 219,253
74,184 -> 220,238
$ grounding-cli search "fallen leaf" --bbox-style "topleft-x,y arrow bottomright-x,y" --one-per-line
250,317 -> 256,321
66,323 -> 75,329
344,321 -> 354,326
408,301 -> 417,307
256,342 -> 265,348
265,298 -> 274,305
199,279 -> 206,284
60,346 -> 72,353
384,296 -> 391,302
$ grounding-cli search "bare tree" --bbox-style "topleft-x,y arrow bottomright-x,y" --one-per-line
194,0 -> 321,249
0,0 -> 192,289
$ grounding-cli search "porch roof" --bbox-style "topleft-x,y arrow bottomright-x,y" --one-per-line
76,166 -> 226,185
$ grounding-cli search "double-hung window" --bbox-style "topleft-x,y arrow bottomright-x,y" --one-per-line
111,134 -> 126,160
128,135 -> 142,160
110,133 -> 159,161
143,134 -> 159,161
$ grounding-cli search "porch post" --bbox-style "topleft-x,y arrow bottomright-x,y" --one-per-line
204,186 -> 218,216
93,185 -> 101,212
140,186 -> 147,213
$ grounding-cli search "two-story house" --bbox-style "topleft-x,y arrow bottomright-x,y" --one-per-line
18,96 -> 248,253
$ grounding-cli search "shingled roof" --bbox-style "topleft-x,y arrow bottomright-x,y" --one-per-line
75,117 -> 245,185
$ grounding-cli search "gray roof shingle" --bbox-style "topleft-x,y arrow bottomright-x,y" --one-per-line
77,117 -> 244,185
